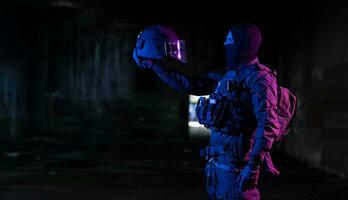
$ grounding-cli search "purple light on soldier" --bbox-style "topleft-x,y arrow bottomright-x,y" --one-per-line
177,41 -> 181,60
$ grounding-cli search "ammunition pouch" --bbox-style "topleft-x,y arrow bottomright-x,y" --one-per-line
195,93 -> 256,133
195,93 -> 231,129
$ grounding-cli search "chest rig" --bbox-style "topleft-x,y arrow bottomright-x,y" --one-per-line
195,67 -> 257,134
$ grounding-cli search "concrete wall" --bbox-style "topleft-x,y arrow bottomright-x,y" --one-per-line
0,4 -> 227,144
24,9 -> 190,140
277,0 -> 348,178
0,6 -> 28,139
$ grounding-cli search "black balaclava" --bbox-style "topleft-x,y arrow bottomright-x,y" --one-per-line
224,23 -> 262,69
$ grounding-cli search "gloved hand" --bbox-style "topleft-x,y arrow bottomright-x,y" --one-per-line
236,164 -> 255,191
236,138 -> 265,191
132,49 -> 156,70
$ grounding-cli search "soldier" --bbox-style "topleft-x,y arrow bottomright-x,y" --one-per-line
132,24 -> 280,200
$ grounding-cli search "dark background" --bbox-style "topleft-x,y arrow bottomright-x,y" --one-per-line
0,0 -> 347,199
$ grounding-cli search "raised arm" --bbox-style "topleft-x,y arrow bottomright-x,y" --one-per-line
133,49 -> 220,95
152,64 -> 220,96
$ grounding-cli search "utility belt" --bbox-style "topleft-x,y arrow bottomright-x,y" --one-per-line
201,144 -> 259,189
195,93 -> 254,134
200,145 -> 237,173
199,144 -> 244,165
200,145 -> 229,159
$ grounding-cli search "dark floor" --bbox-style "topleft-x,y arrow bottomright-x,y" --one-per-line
0,137 -> 347,200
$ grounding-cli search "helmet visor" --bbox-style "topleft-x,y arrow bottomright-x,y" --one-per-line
164,40 -> 187,63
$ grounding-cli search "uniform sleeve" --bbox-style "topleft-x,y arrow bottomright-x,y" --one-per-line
250,72 -> 279,151
152,64 -> 219,96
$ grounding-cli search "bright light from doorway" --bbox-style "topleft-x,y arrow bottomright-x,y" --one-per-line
188,95 -> 210,138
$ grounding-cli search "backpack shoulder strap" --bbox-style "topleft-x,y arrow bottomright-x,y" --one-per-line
252,63 -> 277,76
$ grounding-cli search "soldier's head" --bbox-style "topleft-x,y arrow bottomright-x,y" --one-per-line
224,23 -> 262,68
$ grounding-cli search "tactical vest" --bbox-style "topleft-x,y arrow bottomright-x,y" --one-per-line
196,68 -> 257,134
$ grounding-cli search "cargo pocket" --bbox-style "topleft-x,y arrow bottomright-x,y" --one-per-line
214,167 -> 240,200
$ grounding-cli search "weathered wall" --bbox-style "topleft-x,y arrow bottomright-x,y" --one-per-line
276,0 -> 348,178
0,6 -> 28,139
0,4 -> 228,144
26,10 -> 191,140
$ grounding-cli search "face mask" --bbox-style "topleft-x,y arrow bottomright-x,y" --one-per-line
224,23 -> 262,68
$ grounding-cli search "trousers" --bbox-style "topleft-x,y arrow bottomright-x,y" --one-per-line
204,131 -> 260,200
205,161 -> 260,200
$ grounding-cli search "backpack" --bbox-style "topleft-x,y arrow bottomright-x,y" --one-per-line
275,85 -> 297,142
254,65 -> 297,142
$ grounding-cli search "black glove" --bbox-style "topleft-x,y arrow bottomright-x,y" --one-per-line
236,164 -> 256,191
132,49 -> 156,70
236,138 -> 265,191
